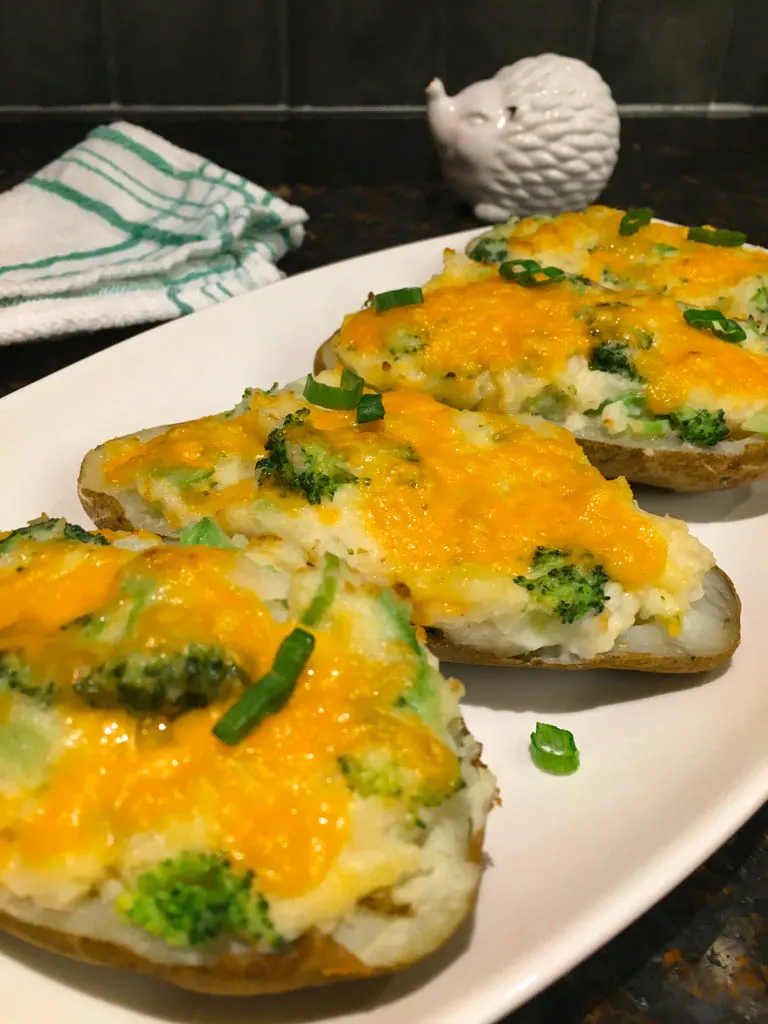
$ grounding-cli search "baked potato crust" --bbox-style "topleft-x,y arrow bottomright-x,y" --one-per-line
577,436 -> 768,493
316,337 -> 768,493
0,831 -> 485,995
427,568 -> 740,674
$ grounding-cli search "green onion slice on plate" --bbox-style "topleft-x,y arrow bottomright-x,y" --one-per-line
683,307 -> 747,344
687,225 -> 747,247
213,627 -> 315,745
618,207 -> 653,236
357,393 -> 386,424
499,260 -> 566,286
530,721 -> 580,774
302,553 -> 341,627
303,367 -> 364,410
373,287 -> 424,313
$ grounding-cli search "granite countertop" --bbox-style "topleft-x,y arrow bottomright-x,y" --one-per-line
0,116 -> 766,1022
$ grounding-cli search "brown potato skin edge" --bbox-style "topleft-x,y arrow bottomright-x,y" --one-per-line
578,437 -> 768,494
78,485 -> 135,533
0,830 -> 485,995
427,568 -> 741,674
315,337 -> 768,493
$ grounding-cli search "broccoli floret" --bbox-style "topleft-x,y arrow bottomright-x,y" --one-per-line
73,644 -> 249,716
256,409 -> 357,505
0,651 -> 54,705
387,326 -> 426,358
523,388 -> 567,422
0,517 -> 108,554
119,851 -> 283,949
653,243 -> 679,258
514,547 -> 609,624
669,407 -> 729,447
751,286 -> 768,315
468,236 -> 510,265
338,749 -> 463,808
588,341 -> 641,380
600,268 -> 623,288
223,387 -> 254,418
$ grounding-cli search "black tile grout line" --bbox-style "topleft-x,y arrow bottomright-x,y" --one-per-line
99,0 -> 121,106
277,0 -> 290,108
710,0 -> 738,105
0,103 -> 766,119
434,0 -> 449,87
584,0 -> 602,63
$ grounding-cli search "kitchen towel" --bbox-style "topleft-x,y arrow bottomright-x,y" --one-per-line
0,122 -> 308,344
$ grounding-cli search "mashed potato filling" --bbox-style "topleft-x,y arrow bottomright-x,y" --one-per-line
471,204 -> 768,323
333,253 -> 768,438
98,380 -> 714,659
0,532 -> 486,963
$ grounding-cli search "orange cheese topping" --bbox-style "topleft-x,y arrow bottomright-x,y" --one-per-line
101,391 -> 670,600
335,270 -> 768,410
339,276 -> 589,378
503,205 -> 768,312
356,393 -> 667,595
0,541 -> 458,897
586,294 -> 768,413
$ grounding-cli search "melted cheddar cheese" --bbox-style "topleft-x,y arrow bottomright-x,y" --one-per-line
100,384 -> 692,604
334,256 -> 768,418
481,205 -> 768,321
0,535 -> 461,901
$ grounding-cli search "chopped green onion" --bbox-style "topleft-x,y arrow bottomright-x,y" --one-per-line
373,287 -> 424,313
302,553 -> 341,627
303,369 -> 364,410
377,590 -> 421,654
357,393 -> 386,423
213,628 -> 315,745
618,207 -> 653,236
687,225 -> 747,247
530,722 -> 580,774
152,466 -> 214,488
683,307 -> 747,343
742,410 -> 768,435
178,517 -> 236,549
499,260 -> 566,286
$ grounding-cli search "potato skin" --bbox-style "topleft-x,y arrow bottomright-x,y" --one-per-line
428,568 -> 741,675
78,484 -> 134,533
577,436 -> 768,493
317,338 -> 768,493
0,834 -> 485,995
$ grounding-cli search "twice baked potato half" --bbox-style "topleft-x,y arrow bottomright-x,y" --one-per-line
0,517 -> 496,993
467,204 -> 768,327
320,251 -> 768,491
80,377 -> 740,672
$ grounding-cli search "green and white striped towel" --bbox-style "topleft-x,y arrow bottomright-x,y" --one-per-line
0,121 -> 307,344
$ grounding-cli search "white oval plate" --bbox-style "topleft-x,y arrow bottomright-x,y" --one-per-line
0,230 -> 766,1024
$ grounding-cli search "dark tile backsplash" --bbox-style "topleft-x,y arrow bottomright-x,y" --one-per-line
0,0 -> 765,111
109,0 -> 283,105
0,0 -> 108,106
288,0 -> 443,105
592,0 -> 734,105
718,0 -> 768,104
445,0 -> 596,92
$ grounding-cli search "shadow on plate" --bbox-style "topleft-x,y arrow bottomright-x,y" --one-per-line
454,662 -> 728,715
632,479 -> 768,523
0,907 -> 477,1022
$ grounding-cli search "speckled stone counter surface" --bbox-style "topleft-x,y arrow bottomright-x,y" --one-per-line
0,116 -> 766,1023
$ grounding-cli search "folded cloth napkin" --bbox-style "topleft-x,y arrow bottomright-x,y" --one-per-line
0,121 -> 308,344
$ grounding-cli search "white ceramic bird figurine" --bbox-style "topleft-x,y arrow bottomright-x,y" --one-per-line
426,54 -> 620,222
